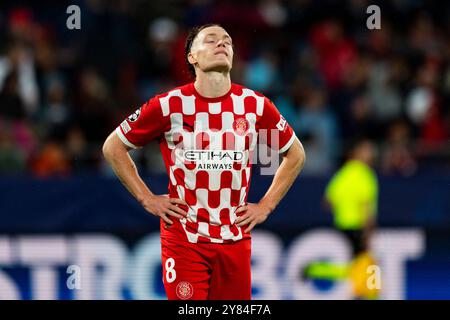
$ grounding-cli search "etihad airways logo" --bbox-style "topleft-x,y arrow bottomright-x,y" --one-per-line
169,126 -> 286,174
183,150 -> 247,170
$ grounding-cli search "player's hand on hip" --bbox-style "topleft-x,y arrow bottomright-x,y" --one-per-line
234,202 -> 271,233
141,194 -> 188,225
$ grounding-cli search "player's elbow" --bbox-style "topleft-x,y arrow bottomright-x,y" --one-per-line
102,132 -> 119,163
290,138 -> 306,175
297,140 -> 306,170
102,137 -> 113,162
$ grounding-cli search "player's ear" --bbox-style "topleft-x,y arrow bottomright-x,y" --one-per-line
188,52 -> 197,65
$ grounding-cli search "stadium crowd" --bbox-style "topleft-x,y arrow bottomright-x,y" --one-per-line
0,0 -> 448,177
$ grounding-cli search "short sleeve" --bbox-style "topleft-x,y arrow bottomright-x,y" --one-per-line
258,97 -> 296,153
115,97 -> 169,148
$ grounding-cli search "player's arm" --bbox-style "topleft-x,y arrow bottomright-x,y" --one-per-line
103,98 -> 188,224
258,137 -> 305,209
102,132 -> 187,225
236,138 -> 305,232
236,98 -> 305,232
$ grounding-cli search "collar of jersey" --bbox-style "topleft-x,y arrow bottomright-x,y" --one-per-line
190,82 -> 234,102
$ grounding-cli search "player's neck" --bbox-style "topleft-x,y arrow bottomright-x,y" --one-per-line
194,71 -> 231,98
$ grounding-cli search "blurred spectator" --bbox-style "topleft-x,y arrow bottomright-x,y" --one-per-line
0,70 -> 26,120
258,0 -> 287,28
0,121 -> 26,174
30,140 -> 70,177
367,58 -> 402,125
74,68 -> 111,143
381,120 -> 417,176
272,93 -> 298,128
138,17 -> 179,94
244,50 -> 280,94
406,63 -> 439,126
41,79 -> 69,129
346,93 -> 377,139
309,20 -> 358,90
66,126 -> 92,172
0,69 -> 37,159
0,42 -> 39,116
296,87 -> 339,175
408,13 -> 441,53
7,7 -> 36,44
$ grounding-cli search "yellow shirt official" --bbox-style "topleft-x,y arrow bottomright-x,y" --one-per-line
325,160 -> 378,230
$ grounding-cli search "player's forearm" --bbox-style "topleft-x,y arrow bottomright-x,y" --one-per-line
259,138 -> 305,212
102,132 -> 154,204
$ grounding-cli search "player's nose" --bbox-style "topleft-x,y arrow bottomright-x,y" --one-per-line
216,39 -> 226,47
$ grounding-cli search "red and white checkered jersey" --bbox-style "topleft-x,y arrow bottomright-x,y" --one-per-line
116,82 -> 296,243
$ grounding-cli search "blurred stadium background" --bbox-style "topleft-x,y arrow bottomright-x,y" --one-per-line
0,0 -> 449,299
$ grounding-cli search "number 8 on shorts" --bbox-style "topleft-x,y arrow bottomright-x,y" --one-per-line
165,258 -> 176,283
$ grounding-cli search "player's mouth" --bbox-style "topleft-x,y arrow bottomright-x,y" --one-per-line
214,50 -> 228,57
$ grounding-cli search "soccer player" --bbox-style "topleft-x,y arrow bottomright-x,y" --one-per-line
102,24 -> 305,300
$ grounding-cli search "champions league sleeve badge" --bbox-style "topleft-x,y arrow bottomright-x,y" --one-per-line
127,108 -> 141,122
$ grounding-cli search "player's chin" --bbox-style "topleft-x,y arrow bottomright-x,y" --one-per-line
205,61 -> 232,73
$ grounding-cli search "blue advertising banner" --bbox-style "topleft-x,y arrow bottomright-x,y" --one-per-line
0,174 -> 449,300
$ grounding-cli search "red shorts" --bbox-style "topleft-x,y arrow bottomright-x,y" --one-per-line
161,232 -> 252,300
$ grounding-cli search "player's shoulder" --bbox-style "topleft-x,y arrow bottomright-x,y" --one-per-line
140,83 -> 195,114
231,82 -> 268,99
231,83 -> 275,112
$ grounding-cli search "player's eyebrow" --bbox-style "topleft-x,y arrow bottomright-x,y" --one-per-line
204,33 -> 232,41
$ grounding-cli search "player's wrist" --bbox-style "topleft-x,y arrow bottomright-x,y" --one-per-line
258,200 -> 276,214
137,191 -> 155,205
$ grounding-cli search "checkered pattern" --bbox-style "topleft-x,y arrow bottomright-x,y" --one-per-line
116,82 -> 295,243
